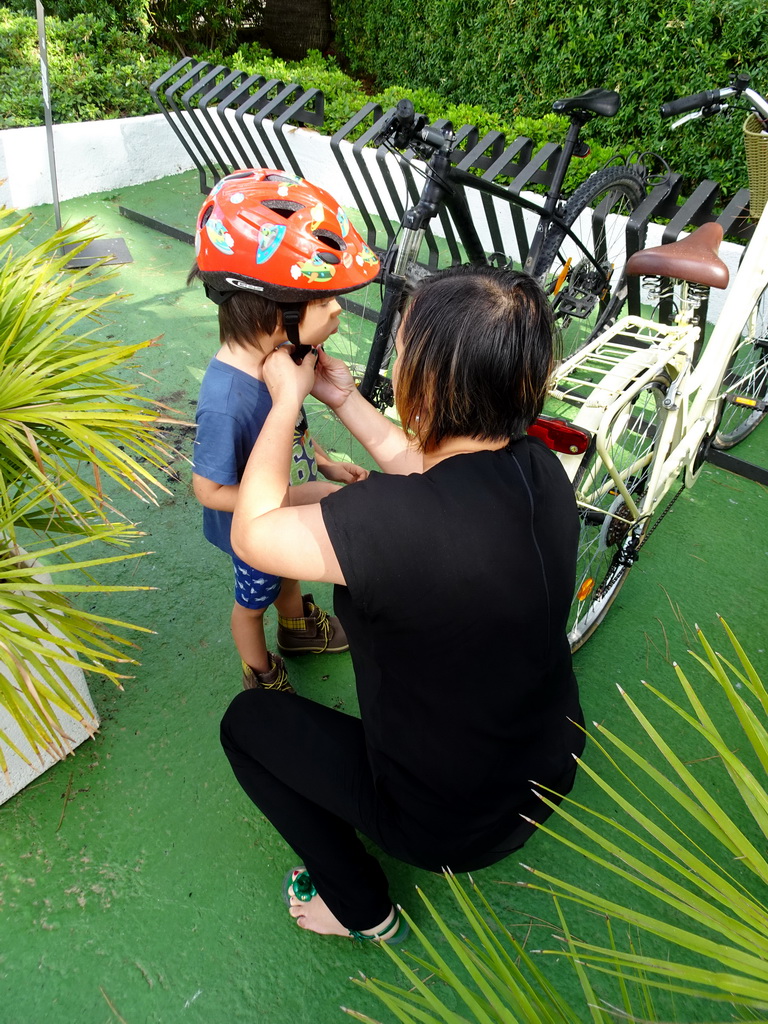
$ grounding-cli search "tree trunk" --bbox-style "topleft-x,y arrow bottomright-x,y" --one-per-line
257,0 -> 332,60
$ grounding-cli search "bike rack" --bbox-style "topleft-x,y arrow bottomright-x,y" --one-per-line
133,59 -> 765,485
120,57 -> 325,238
138,56 -> 757,275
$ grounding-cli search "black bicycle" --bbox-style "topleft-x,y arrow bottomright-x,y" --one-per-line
323,88 -> 648,418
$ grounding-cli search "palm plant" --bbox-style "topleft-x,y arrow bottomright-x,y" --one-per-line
345,617 -> 768,1023
0,205 -> 175,785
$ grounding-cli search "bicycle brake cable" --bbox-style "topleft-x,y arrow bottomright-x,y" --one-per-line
381,138 -> 457,197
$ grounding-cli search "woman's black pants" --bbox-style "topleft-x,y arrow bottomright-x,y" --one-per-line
220,688 -> 535,932
221,688 -> 409,932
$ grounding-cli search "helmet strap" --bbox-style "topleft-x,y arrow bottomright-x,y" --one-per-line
203,282 -> 232,306
282,304 -> 302,346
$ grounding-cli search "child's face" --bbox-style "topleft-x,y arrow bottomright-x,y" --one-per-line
301,297 -> 342,347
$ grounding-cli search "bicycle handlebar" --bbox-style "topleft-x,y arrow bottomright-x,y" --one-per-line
660,89 -> 729,118
659,73 -> 756,120
374,99 -> 453,155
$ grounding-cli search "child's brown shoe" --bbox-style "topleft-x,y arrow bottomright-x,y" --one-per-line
277,593 -> 349,655
241,653 -> 295,693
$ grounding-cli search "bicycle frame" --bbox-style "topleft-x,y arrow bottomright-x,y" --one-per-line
685,198 -> 768,435
555,193 -> 768,533
361,153 -> 606,399
553,71 -> 768,648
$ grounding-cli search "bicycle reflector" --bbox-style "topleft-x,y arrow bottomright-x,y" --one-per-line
527,416 -> 592,455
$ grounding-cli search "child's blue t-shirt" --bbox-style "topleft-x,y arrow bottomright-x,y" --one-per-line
193,358 -> 318,556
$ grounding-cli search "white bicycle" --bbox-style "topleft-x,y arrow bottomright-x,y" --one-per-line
541,73 -> 768,649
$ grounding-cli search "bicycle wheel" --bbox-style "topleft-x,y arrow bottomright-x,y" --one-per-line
713,281 -> 768,449
533,167 -> 647,357
568,374 -> 669,651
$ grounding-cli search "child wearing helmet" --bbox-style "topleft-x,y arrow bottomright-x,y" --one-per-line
190,168 -> 379,692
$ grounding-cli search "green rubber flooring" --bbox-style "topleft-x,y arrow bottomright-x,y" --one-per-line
1,174 -> 767,1024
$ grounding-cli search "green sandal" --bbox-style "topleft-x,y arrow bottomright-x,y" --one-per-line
282,867 -> 409,945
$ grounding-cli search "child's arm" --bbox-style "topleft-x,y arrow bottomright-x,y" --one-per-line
192,473 -> 239,511
193,472 -> 338,511
313,440 -> 368,484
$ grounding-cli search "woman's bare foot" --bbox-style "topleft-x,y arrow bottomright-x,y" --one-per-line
286,871 -> 397,939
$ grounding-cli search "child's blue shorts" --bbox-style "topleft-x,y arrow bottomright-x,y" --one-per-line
232,553 -> 282,610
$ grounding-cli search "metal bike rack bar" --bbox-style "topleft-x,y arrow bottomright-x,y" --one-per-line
125,59 -> 327,242
707,449 -> 768,486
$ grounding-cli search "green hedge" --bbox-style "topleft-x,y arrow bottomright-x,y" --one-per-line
7,0 -> 764,195
332,0 -> 768,195
232,44 -> 618,181
0,7 -> 169,125
0,12 -> 617,192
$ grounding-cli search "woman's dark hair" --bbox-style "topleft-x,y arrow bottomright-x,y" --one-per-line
186,263 -> 309,347
395,265 -> 558,452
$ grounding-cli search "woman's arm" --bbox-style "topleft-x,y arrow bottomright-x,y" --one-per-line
311,348 -> 423,475
230,349 -> 346,585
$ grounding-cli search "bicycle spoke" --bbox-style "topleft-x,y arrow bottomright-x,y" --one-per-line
533,167 -> 647,359
714,281 -> 768,448
568,377 -> 667,650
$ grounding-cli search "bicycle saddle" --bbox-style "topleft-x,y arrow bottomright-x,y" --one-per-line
552,89 -> 620,118
625,221 -> 730,289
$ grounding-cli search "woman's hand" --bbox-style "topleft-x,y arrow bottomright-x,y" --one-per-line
262,343 -> 318,409
310,347 -> 357,411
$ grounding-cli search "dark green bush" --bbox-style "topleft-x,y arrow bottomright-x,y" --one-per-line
332,0 -> 768,194
0,7 -> 169,126
4,1 -> 260,51
3,0 -> 149,31
148,1 -> 261,57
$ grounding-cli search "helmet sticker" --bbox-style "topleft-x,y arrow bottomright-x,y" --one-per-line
356,243 -> 378,267
337,208 -> 350,237
206,217 -> 235,255
256,223 -> 286,263
276,175 -> 303,196
230,191 -> 245,204
309,202 -> 325,230
341,251 -> 353,268
208,180 -> 224,199
291,254 -> 337,283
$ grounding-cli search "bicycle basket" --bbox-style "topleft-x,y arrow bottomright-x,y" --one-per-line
744,113 -> 768,218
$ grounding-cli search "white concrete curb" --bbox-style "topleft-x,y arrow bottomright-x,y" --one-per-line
0,112 -> 194,209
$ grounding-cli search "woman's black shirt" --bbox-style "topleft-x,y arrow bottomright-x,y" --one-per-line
321,437 -> 584,862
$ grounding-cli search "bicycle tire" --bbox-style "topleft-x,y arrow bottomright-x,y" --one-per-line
713,281 -> 768,449
568,374 -> 669,651
533,166 -> 647,357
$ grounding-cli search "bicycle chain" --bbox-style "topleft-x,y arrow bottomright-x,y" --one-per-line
645,482 -> 686,540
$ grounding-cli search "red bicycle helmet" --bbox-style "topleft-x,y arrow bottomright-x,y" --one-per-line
194,168 -> 380,307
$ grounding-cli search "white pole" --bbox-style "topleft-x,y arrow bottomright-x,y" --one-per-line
36,0 -> 62,229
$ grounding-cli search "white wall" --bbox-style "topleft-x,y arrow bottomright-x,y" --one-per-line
0,113 -> 193,210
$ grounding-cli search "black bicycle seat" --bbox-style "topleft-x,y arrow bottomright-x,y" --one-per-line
552,89 -> 621,118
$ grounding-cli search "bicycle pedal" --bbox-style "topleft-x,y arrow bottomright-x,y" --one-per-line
556,291 -> 599,318
727,394 -> 767,411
